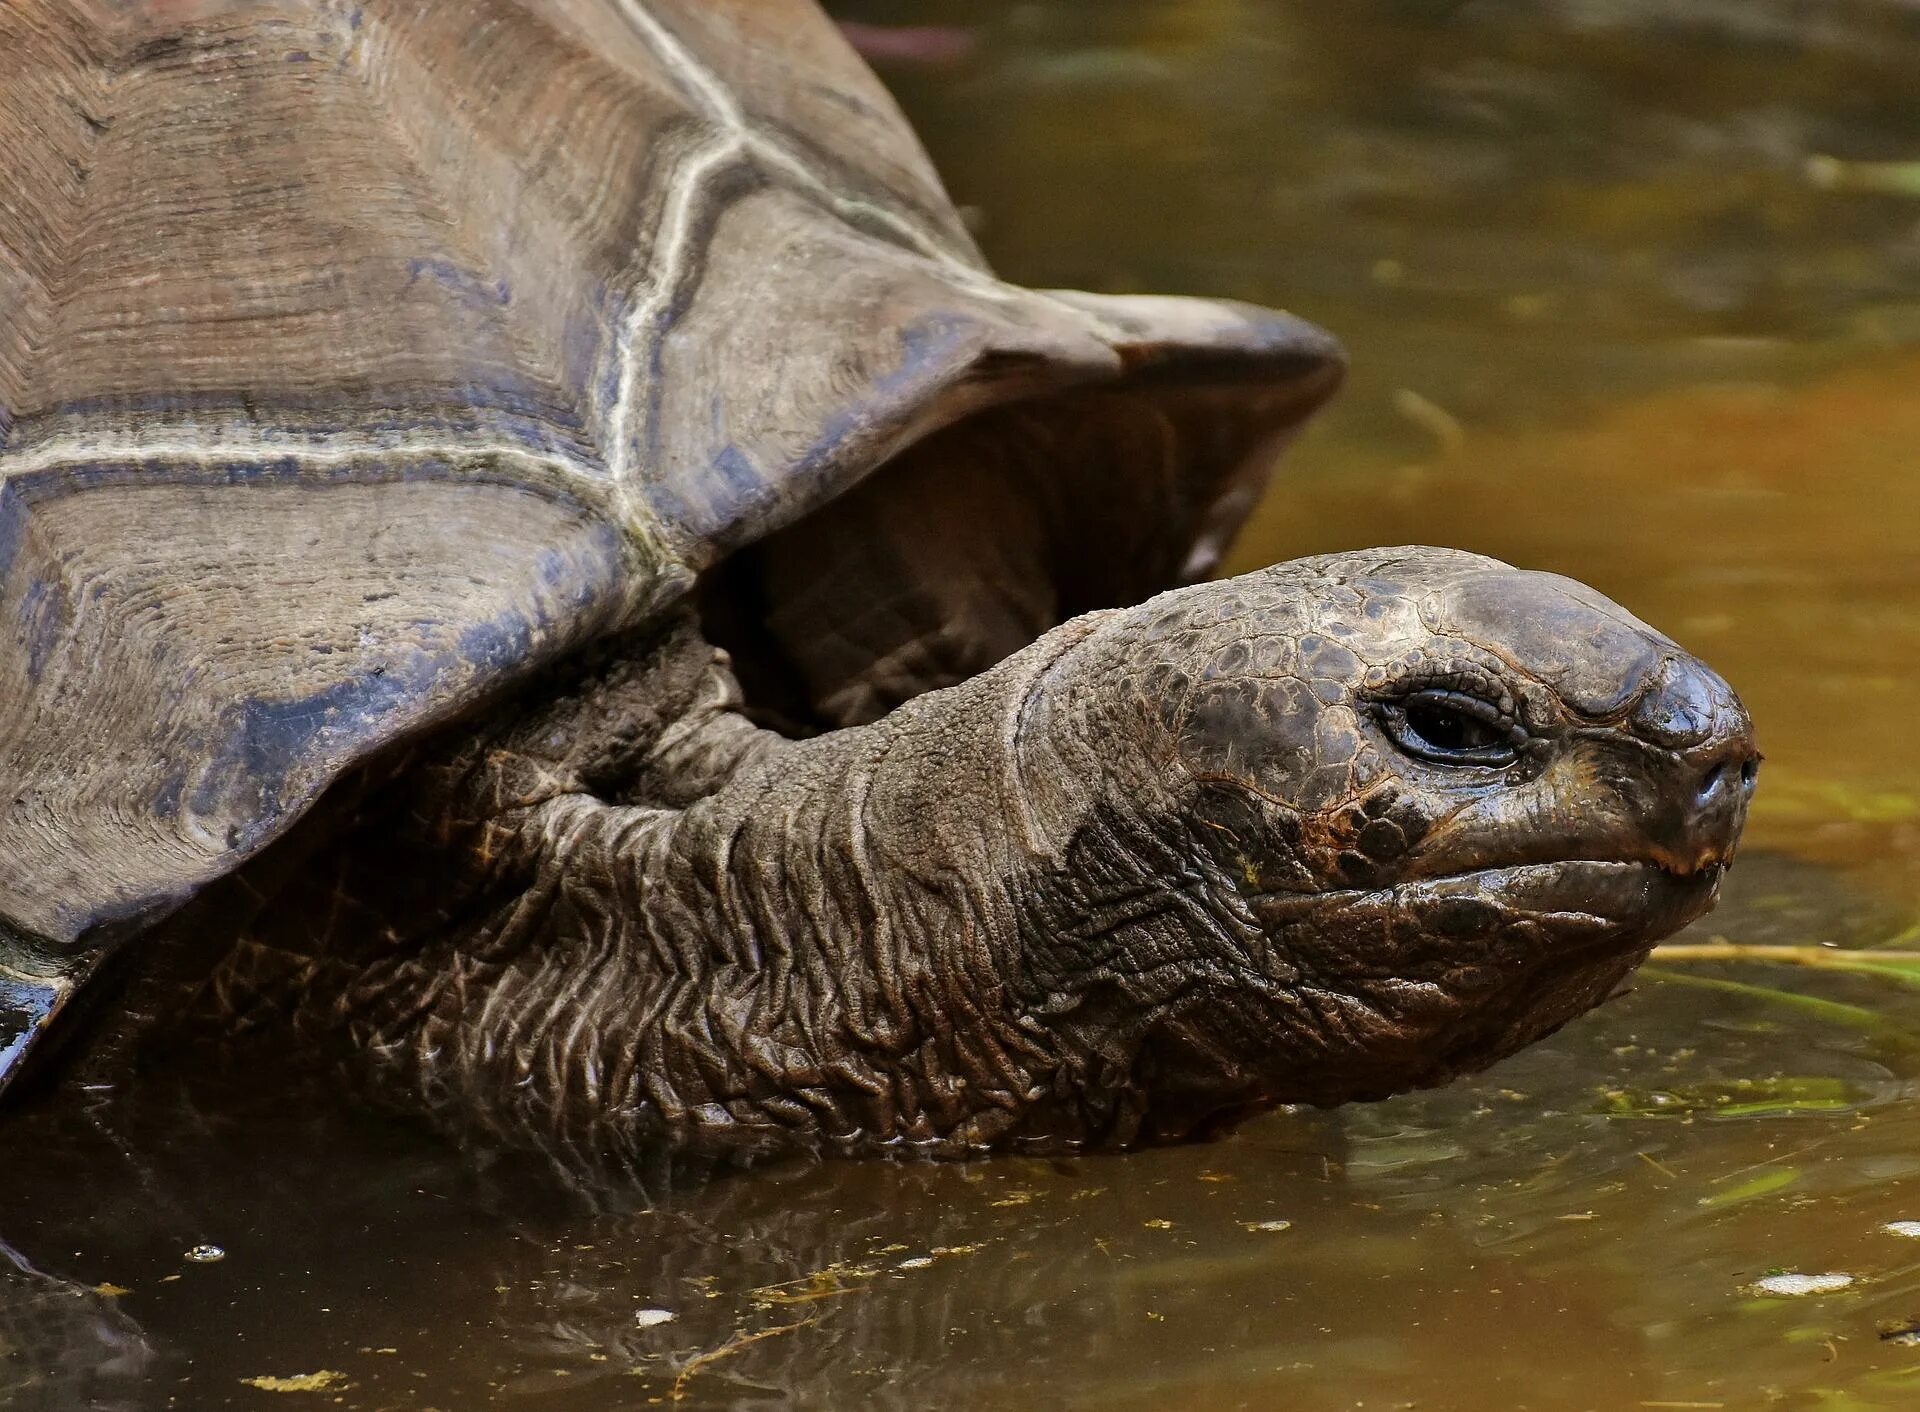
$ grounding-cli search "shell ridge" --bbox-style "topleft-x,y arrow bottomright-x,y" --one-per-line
593,0 -> 1012,557
603,130 -> 750,502
0,432 -> 677,579
610,0 -> 980,274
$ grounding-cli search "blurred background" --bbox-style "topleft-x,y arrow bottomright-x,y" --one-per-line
10,6 -> 1920,1410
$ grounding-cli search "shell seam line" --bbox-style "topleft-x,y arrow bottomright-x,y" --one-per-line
602,132 -> 747,500
0,432 -> 681,587
0,433 -> 597,484
611,0 -> 987,279
594,0 -> 1007,536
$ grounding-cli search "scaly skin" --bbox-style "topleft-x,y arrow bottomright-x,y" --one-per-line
201,547 -> 1756,1156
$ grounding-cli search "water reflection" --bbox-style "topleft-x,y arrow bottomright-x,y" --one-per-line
4,857 -> 1920,1409
0,1242 -> 151,1412
9,0 -> 1920,1407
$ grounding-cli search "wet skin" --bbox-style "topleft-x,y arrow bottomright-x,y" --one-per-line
1034,547 -> 1758,1135
199,546 -> 1756,1156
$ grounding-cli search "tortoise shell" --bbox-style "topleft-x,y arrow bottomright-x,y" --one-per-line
0,0 -> 1343,1082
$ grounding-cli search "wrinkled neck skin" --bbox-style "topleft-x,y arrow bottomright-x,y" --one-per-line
512,632 -> 1127,1157
254,613 -> 1216,1159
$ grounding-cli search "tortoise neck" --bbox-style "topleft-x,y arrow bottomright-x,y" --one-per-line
561,649 -> 1094,1155
205,615 -> 1161,1157
433,622 -> 1152,1152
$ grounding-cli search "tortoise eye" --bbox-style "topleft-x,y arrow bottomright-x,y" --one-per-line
1379,690 -> 1520,768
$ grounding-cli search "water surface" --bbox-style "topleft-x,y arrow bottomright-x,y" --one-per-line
10,3 -> 1920,1408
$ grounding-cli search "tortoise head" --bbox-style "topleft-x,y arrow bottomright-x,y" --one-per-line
1014,546 -> 1756,1136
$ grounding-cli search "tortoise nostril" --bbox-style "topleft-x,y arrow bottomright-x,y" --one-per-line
1695,751 -> 1759,810
1699,762 -> 1727,804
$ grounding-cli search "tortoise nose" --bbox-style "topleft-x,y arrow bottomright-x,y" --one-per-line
1632,655 -> 1757,875
1682,743 -> 1759,871
1641,706 -> 1757,878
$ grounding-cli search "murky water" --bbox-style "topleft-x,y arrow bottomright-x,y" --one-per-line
9,2 -> 1920,1408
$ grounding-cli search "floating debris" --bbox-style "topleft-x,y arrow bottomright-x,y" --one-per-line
672,1318 -> 819,1402
1241,1220 -> 1294,1234
1602,1077 -> 1858,1121
1885,1221 -> 1920,1238
1881,1317 -> 1920,1346
1699,1166 -> 1800,1208
1142,1219 -> 1175,1230
895,1256 -> 935,1271
633,1308 -> 676,1329
749,1263 -> 875,1309
240,1370 -> 349,1393
1747,1272 -> 1854,1297
184,1244 -> 226,1264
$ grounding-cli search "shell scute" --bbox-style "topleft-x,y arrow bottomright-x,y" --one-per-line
0,0 -> 1345,1089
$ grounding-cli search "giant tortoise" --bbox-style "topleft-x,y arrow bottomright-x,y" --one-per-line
0,0 -> 1756,1154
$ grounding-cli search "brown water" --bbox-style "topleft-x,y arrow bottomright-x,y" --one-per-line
9,3 -> 1920,1409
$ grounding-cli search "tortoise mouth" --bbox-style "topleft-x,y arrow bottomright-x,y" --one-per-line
1251,859 -> 1720,962
1118,860 -> 1720,1129
1225,861 -> 1716,1109
1411,858 -> 1719,936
